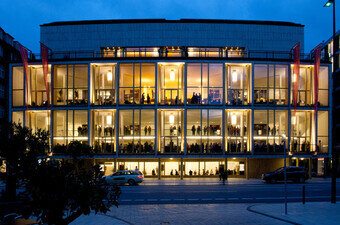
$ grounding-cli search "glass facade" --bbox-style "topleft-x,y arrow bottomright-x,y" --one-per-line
10,61 -> 330,157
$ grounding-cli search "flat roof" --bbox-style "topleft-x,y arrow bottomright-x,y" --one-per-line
41,18 -> 304,27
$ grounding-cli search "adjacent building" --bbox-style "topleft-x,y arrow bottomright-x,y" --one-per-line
9,19 -> 332,178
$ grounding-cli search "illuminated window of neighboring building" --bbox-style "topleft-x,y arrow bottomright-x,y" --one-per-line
28,66 -> 51,107
290,111 -> 313,153
254,64 -> 288,105
25,111 -> 50,134
92,64 -> 116,105
226,110 -> 250,153
158,63 -> 184,105
119,63 -> 155,104
187,63 -> 223,105
92,110 -> 116,153
317,111 -> 328,154
186,109 -> 222,154
291,66 -> 313,106
118,109 -> 155,154
318,66 -> 329,106
53,110 -> 88,147
226,64 -> 251,105
53,64 -> 88,106
12,66 -> 24,107
158,110 -> 184,154
254,110 -> 288,153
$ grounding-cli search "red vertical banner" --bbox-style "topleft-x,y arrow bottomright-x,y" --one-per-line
293,43 -> 300,113
19,44 -> 29,108
40,43 -> 50,106
313,45 -> 321,116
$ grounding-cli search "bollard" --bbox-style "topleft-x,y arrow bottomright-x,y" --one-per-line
302,185 -> 305,204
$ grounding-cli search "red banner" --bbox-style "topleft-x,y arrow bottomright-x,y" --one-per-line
40,43 -> 50,106
313,45 -> 321,116
19,44 -> 29,108
293,43 -> 300,112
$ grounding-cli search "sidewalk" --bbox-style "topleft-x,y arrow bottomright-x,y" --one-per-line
249,202 -> 340,225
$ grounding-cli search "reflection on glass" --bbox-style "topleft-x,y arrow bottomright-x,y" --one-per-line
119,63 -> 155,104
254,110 -> 288,153
226,110 -> 250,153
54,64 -> 88,106
119,109 -> 155,154
158,63 -> 184,105
226,64 -> 250,105
187,63 -> 223,105
290,111 -> 312,153
93,110 -> 116,153
159,110 -> 184,154
92,64 -> 116,105
186,109 -> 222,154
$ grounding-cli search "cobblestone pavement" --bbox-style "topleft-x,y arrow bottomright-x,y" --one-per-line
71,203 -> 288,225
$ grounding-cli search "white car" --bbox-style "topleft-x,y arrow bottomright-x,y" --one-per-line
105,170 -> 144,185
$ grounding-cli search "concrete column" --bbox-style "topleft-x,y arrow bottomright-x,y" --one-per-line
246,158 -> 249,180
158,158 -> 161,180
180,158 -> 183,180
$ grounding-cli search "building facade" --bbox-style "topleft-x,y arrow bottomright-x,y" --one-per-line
0,27 -> 21,133
9,19 -> 332,178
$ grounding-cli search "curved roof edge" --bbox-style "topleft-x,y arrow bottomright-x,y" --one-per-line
40,18 -> 304,27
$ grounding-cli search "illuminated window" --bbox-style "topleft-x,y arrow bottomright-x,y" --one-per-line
187,63 -> 223,105
12,66 -> 24,107
318,66 -> 329,106
186,109 -> 222,154
254,110 -> 288,153
158,110 -> 184,154
187,48 -> 221,57
25,111 -> 50,134
317,111 -> 328,154
226,64 -> 251,105
92,64 -> 116,105
53,110 -> 88,147
161,47 -> 183,57
119,63 -> 155,104
226,110 -> 250,153
28,66 -> 51,107
53,64 -> 88,106
158,63 -> 184,105
291,66 -> 313,106
254,64 -> 288,105
118,109 -> 155,154
12,111 -> 24,125
290,111 -> 313,153
92,110 -> 116,153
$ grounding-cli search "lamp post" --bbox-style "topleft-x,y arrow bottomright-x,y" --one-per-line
324,0 -> 337,204
282,134 -> 288,215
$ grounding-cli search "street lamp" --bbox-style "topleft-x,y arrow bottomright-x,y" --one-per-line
282,134 -> 288,214
324,0 -> 337,204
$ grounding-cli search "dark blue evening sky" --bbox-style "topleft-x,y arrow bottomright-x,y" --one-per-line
0,0 -> 338,53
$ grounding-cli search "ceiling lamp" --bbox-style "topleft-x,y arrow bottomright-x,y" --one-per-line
170,69 -> 175,81
107,70 -> 113,81
232,70 -> 238,83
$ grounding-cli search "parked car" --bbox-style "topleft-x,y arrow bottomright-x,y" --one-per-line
105,170 -> 144,185
262,166 -> 309,184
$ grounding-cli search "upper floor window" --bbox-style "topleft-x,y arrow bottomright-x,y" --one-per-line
290,111 -> 313,153
318,66 -> 329,106
25,110 -> 50,134
254,64 -> 288,105
317,111 -> 329,154
119,63 -> 155,104
187,63 -> 223,105
54,64 -> 88,106
12,66 -> 24,107
226,64 -> 251,105
92,110 -> 116,153
188,48 -> 221,57
158,63 -> 184,105
291,66 -> 313,106
27,66 -> 51,107
92,64 -> 116,106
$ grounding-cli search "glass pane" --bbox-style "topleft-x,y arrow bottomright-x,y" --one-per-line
120,64 -> 133,87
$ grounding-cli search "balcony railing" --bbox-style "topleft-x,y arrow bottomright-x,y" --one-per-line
20,47 -> 330,62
